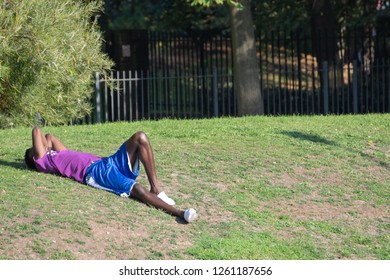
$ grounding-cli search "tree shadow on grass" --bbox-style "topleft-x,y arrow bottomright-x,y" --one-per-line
279,130 -> 389,169
0,159 -> 26,170
279,130 -> 338,146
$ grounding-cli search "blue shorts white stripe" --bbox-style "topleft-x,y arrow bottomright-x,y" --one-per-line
84,143 -> 140,197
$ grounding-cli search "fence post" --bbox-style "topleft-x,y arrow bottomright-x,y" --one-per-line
388,58 -> 390,113
95,72 -> 101,123
323,61 -> 329,115
213,66 -> 219,117
353,60 -> 358,114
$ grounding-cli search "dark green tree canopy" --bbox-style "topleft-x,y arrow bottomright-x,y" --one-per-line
102,0 -> 389,32
103,0 -> 230,31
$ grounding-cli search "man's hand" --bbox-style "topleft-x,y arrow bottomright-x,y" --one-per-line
45,133 -> 66,152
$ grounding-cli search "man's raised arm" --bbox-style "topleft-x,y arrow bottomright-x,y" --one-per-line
31,126 -> 48,160
45,133 -> 66,152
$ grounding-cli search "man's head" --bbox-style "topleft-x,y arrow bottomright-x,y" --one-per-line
24,148 -> 37,170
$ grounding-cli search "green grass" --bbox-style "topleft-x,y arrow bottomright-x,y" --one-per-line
0,114 -> 389,259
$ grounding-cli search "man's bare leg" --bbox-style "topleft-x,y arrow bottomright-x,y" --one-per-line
130,184 -> 196,222
125,131 -> 162,195
131,184 -> 197,223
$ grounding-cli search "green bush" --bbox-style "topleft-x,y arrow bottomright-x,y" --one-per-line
0,0 -> 113,128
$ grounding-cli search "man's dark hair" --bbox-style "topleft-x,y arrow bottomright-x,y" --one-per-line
24,148 -> 37,170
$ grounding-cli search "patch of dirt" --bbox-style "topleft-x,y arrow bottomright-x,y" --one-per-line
197,193 -> 236,225
265,199 -> 388,222
79,206 -> 206,259
257,194 -> 389,244
163,172 -> 236,225
1,210 -> 200,260
267,169 -> 302,188
266,165 -> 345,189
363,143 -> 389,164
256,195 -> 389,260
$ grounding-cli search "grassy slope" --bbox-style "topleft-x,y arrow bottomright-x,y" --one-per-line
0,114 -> 389,259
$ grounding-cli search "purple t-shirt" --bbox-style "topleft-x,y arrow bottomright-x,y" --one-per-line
34,150 -> 102,183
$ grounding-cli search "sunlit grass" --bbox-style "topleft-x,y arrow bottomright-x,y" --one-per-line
0,114 -> 389,259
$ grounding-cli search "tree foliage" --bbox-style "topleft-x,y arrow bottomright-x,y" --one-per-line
251,0 -> 309,31
103,0 -> 230,31
103,0 -> 388,33
0,0 -> 113,128
189,0 -> 240,7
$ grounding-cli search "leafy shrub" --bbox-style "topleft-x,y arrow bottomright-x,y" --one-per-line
0,0 -> 113,128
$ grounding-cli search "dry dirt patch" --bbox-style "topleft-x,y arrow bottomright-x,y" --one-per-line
270,199 -> 388,222
267,165 -> 347,189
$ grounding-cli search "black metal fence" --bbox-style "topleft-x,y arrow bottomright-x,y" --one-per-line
92,67 -> 234,123
83,29 -> 389,124
258,29 -> 390,115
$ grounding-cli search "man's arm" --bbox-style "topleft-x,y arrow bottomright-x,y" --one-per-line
45,133 -> 66,152
32,126 -> 48,160
31,127 -> 66,160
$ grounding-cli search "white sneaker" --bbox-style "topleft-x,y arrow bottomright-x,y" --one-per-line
184,208 -> 198,223
157,191 -> 176,206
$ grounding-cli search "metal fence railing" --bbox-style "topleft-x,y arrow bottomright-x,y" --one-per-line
90,67 -> 236,123
257,28 -> 390,115
87,61 -> 389,124
73,29 -> 390,124
260,58 -> 390,115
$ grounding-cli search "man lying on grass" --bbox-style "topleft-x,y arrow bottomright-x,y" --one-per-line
24,126 -> 197,223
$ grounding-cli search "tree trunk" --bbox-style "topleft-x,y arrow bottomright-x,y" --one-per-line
230,0 -> 263,116
309,0 -> 338,64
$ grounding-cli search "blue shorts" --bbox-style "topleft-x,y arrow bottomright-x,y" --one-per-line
84,143 -> 140,197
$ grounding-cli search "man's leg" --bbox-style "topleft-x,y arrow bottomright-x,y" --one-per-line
125,133 -> 197,223
131,184 -> 197,223
125,132 -> 161,195
130,183 -> 187,220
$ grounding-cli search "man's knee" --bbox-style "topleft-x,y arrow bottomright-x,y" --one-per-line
134,131 -> 149,146
131,183 -> 147,199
